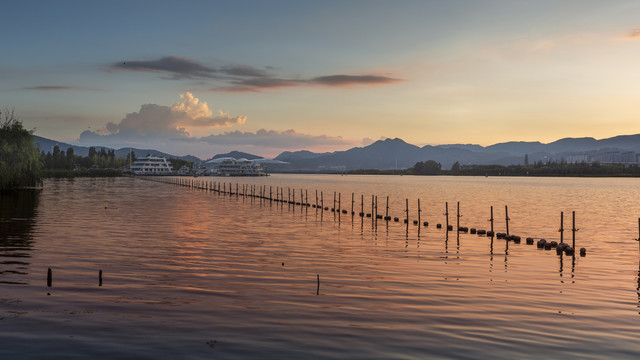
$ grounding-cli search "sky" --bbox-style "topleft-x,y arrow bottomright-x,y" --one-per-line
2,0 -> 640,159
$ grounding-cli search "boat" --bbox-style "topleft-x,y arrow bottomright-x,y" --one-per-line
130,156 -> 173,175
205,157 -> 267,176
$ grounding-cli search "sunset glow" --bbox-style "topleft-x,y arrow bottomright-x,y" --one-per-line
2,1 -> 640,158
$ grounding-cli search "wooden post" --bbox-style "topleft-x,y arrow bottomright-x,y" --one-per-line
505,205 -> 510,236
339,192 -> 342,213
637,218 -> 640,252
457,201 -> 460,231
572,211 -> 577,249
351,192 -> 354,215
316,190 -> 318,207
305,190 -> 308,205
333,191 -> 336,211
47,267 -> 52,287
560,211 -> 564,243
490,206 -> 494,234
405,198 -> 409,223
374,196 -> 378,227
418,198 -> 421,225
99,270 -> 103,286
386,196 -> 389,219
445,202 -> 449,230
361,194 -> 364,215
371,195 -> 374,219
321,191 -> 324,210
317,274 -> 320,295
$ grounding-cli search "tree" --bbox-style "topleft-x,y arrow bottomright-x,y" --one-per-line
451,161 -> 461,172
0,108 -> 42,189
411,160 -> 442,175
524,154 -> 529,166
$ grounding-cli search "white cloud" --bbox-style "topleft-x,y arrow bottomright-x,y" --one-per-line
76,92 -> 356,158
79,92 -> 246,143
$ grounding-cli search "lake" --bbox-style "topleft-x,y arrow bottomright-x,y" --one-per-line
2,175 -> 640,359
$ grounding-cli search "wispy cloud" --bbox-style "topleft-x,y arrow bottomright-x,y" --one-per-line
113,56 -> 218,79
309,75 -> 401,86
23,86 -> 100,91
621,28 -> 640,40
196,129 -> 352,148
111,56 -> 403,92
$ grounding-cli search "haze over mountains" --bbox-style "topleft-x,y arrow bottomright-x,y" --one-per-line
35,134 -> 640,172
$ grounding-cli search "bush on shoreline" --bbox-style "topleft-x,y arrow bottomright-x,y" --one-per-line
0,109 -> 42,190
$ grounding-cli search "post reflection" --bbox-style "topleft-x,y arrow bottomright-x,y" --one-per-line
0,189 -> 40,284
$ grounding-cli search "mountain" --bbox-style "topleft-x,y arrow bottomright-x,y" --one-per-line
269,133 -> 640,171
274,150 -> 330,162
34,132 -> 640,172
34,136 -> 200,163
209,151 -> 263,161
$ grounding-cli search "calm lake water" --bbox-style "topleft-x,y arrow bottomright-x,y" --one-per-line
2,174 -> 640,359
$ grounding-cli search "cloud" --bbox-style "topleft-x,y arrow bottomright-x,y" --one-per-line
113,56 -> 218,79
196,129 -> 353,148
79,92 -> 246,144
309,75 -> 402,86
23,86 -> 99,91
361,137 -> 375,146
621,28 -> 640,40
111,56 -> 403,92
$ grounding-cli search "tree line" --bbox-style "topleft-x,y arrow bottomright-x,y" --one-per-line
408,159 -> 640,177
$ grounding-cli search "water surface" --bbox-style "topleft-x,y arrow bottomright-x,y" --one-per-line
1,175 -> 640,359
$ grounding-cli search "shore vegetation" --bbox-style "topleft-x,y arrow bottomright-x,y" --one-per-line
0,109 -> 42,190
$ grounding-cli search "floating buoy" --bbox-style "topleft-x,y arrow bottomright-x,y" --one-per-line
384,216 -> 391,221
564,246 -> 575,255
436,224 -> 442,228
359,212 -> 364,217
526,237 -> 534,245
447,225 -> 453,231
470,228 -> 476,234
511,235 -> 521,243
537,239 -> 547,248
549,241 -> 558,248
580,248 -> 586,256
394,217 -> 399,222
324,207 -> 329,211
486,231 -> 494,237
458,226 -> 468,233
423,221 -> 429,227
366,213 -> 371,218
556,246 -> 563,255
404,219 -> 408,224
342,210 -> 348,214
477,229 -> 486,235
413,220 -> 418,225
544,242 -> 552,250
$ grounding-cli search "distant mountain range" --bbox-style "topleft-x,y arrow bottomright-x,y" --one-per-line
34,134 -> 640,172
34,136 -> 201,163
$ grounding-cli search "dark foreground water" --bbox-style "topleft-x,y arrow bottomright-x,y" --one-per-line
2,175 -> 640,359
